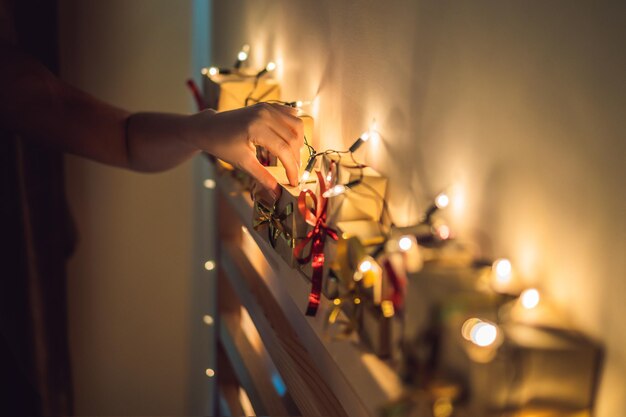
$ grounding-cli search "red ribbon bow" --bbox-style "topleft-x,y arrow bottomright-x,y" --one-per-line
294,171 -> 339,316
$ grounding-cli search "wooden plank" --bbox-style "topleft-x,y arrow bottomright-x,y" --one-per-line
217,343 -> 245,417
221,243 -> 350,417
219,310 -> 296,416
217,174 -> 403,416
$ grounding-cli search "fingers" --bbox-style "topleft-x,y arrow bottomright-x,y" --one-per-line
243,157 -> 280,198
253,127 -> 299,186
266,105 -> 305,165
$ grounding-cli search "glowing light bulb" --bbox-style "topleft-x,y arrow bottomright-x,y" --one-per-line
300,155 -> 317,184
201,67 -> 209,75
203,179 -> 216,189
348,120 -> 379,152
204,260 -> 216,271
234,44 -> 250,69
435,192 -> 450,209
202,315 -> 214,325
326,172 -> 332,182
520,288 -> 540,309
333,298 -> 341,306
208,66 -> 219,76
398,235 -> 414,252
463,319 -> 498,347
256,61 -> 277,78
493,258 -> 512,284
296,100 -> 303,108
381,300 -> 395,318
359,259 -> 373,273
353,297 -> 361,305
323,184 -> 346,198
437,224 -> 451,240
205,368 -> 215,377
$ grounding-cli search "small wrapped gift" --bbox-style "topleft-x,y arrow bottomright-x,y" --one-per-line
359,298 -> 402,358
400,261 -> 506,385
252,166 -> 309,267
321,220 -> 387,299
202,71 -> 281,112
466,323 -> 602,413
320,153 -> 388,223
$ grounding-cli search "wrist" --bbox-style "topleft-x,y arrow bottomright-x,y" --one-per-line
184,109 -> 218,154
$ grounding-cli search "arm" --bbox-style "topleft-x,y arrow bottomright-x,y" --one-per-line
0,40 -> 303,191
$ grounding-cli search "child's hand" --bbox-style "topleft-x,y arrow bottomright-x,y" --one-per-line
188,103 -> 304,194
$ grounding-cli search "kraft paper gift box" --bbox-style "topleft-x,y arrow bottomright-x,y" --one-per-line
252,166 -> 311,267
359,298 -> 403,359
400,262 -> 507,385
320,154 -> 388,223
465,323 -> 602,414
319,220 -> 387,299
202,71 -> 281,112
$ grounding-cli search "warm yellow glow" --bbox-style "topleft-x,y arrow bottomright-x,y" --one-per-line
433,397 -> 454,417
461,317 -> 482,340
333,298 -> 341,306
437,224 -> 451,240
201,67 -> 209,75
354,297 -> 361,305
463,318 -> 498,347
470,321 -> 498,347
266,61 -> 277,72
205,368 -> 215,377
520,288 -> 540,309
381,300 -> 394,318
203,179 -> 216,189
202,315 -> 214,325
368,119 -> 381,142
300,169 -> 311,182
238,387 -> 256,416
398,235 -> 413,252
322,184 -> 346,198
359,259 -> 373,273
204,260 -> 216,271
435,192 -> 450,209
240,306 -> 263,354
208,66 -> 219,77
493,258 -> 513,284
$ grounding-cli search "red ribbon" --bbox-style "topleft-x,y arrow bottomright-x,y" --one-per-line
383,257 -> 407,312
294,171 -> 338,316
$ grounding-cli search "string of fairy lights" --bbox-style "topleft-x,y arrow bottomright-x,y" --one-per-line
198,44 -> 555,353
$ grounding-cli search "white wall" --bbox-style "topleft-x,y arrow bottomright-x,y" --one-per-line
211,1 -> 626,415
59,0 -> 210,414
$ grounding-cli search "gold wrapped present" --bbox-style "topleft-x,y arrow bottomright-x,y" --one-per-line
252,166 -> 308,266
359,298 -> 402,358
202,71 -> 281,112
320,153 -> 388,223
466,323 -> 602,413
